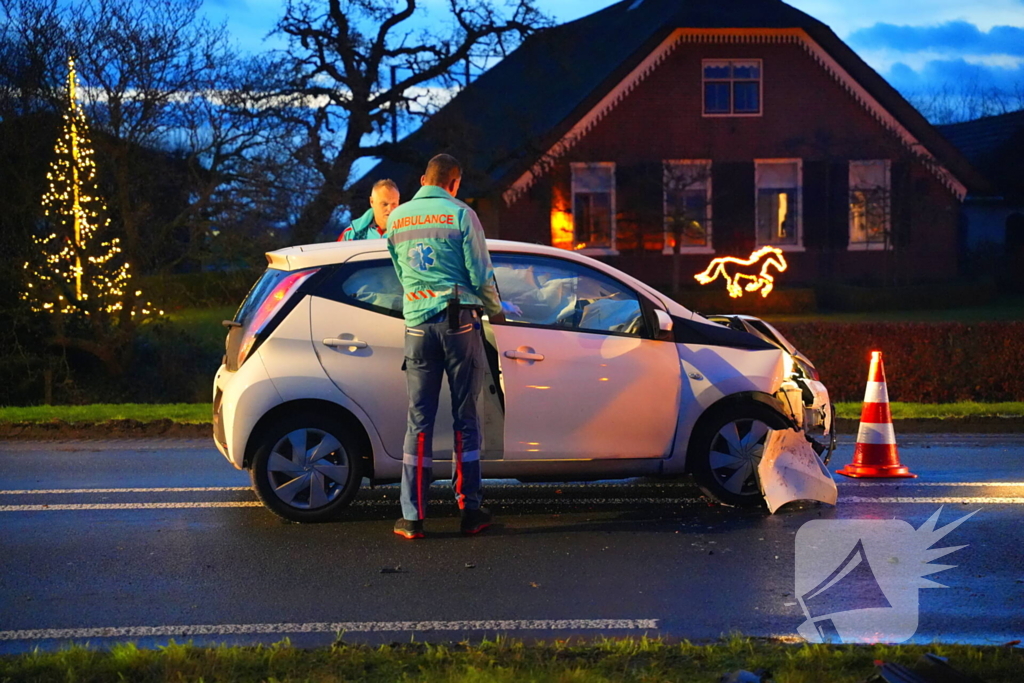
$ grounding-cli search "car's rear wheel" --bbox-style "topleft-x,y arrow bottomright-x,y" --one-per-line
690,403 -> 788,508
250,412 -> 364,522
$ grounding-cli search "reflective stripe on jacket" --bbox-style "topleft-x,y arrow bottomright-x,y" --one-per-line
338,208 -> 386,241
386,185 -> 502,326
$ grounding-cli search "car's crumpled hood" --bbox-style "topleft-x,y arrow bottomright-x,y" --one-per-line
758,427 -> 838,514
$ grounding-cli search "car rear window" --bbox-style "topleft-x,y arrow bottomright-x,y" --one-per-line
312,260 -> 404,317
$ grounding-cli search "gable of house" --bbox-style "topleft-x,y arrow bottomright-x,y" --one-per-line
361,0 -> 984,203
357,0 -> 989,286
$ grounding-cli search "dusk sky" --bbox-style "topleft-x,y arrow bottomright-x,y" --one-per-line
199,0 -> 1024,96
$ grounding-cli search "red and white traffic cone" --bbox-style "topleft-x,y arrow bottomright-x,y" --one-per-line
837,351 -> 917,478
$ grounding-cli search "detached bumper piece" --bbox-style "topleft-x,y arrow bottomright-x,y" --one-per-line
758,427 -> 838,514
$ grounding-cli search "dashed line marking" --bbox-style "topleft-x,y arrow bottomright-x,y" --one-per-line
0,498 -> 705,512
2,495 -> 1022,512
1,481 -> 1020,497
0,487 -> 252,495
0,619 -> 660,642
842,496 -> 1024,504
835,481 -> 1024,487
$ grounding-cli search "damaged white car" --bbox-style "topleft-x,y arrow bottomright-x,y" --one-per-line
213,240 -> 836,522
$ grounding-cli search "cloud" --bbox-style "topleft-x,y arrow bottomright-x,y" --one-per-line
883,57 -> 1024,93
205,0 -> 249,9
849,21 -> 1024,56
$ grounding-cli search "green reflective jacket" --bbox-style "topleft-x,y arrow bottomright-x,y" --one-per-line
386,185 -> 502,326
338,209 -> 386,241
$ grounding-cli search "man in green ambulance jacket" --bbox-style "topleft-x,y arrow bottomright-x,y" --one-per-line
387,154 -> 507,539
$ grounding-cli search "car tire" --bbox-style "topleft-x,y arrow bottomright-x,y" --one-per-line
250,412 -> 364,523
690,402 -> 789,508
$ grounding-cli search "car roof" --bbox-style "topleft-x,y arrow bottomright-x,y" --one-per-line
265,239 -> 692,318
267,239 -> 607,270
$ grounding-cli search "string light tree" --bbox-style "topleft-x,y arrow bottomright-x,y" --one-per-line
21,56 -> 162,380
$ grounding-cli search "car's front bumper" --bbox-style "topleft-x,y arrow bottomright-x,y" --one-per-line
777,376 -> 836,465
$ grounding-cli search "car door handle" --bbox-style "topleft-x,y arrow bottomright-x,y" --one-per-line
504,350 -> 544,361
323,338 -> 368,349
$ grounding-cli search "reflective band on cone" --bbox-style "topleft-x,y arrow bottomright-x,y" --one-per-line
837,351 -> 917,478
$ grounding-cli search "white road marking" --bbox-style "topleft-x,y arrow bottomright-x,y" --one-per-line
2,494 -> 1023,512
0,619 -> 660,642
0,498 -> 705,512
836,481 -> 1024,487
0,502 -> 264,511
0,487 -> 252,495
2,481 -> 1021,496
842,496 -> 1024,504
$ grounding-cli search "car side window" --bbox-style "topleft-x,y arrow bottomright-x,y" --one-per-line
314,260 -> 404,317
493,254 -> 646,337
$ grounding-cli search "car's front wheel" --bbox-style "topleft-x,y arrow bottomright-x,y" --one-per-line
690,403 -> 788,508
250,412 -> 364,522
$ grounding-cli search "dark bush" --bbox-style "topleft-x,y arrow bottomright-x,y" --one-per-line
676,288 -> 817,315
816,281 -> 998,311
138,268 -> 262,310
774,321 -> 1024,402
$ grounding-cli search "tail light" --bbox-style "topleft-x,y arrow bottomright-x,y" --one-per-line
231,268 -> 320,370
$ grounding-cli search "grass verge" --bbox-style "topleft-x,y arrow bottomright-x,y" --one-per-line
1,637 -> 1021,683
0,403 -> 212,424
3,402 -> 1024,425
834,402 -> 1024,420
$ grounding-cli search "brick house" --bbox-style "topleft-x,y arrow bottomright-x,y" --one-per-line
360,0 -> 987,290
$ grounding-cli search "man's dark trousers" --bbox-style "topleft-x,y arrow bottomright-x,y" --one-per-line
400,308 -> 484,521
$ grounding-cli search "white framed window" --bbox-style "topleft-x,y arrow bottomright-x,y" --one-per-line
849,160 -> 891,250
663,160 -> 713,254
755,159 -> 803,251
571,162 -> 616,254
703,59 -> 762,117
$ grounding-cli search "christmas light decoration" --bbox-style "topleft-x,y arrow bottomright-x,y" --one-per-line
21,56 -> 161,318
694,246 -> 788,298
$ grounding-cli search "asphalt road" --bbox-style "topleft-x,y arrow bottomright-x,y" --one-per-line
1,435 -> 1022,654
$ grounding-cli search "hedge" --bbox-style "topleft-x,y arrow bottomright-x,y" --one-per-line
774,321 -> 1024,402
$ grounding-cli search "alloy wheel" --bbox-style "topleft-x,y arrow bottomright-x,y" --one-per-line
707,418 -> 771,496
266,428 -> 351,510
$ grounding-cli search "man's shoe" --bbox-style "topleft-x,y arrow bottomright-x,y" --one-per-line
394,518 -> 424,539
461,507 -> 492,535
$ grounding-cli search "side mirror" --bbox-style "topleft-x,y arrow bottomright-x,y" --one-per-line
654,309 -> 673,338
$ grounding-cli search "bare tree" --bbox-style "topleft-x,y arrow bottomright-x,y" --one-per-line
907,80 -> 1024,124
1,0 -> 297,275
267,0 -> 549,244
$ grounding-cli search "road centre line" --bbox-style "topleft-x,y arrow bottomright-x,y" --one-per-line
842,496 -> 1024,504
0,487 -> 253,495
0,619 -> 661,642
2,495 -> 1023,512
1,481 -> 1021,496
835,481 -> 1024,487
0,498 -> 705,512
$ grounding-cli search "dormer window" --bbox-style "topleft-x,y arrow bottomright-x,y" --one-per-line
703,60 -> 762,116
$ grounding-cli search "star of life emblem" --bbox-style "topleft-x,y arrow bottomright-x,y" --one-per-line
409,243 -> 435,272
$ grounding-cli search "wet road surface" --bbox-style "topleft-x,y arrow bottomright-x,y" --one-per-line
1,435 -> 1022,653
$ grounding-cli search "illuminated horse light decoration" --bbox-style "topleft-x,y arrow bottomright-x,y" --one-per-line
694,246 -> 789,298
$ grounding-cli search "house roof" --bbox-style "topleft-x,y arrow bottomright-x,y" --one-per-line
937,109 -> 1024,162
360,0 -> 988,200
937,110 -> 1024,196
